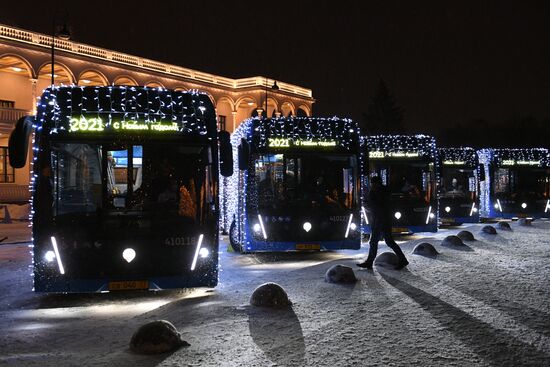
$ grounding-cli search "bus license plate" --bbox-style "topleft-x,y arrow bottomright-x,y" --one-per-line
108,280 -> 149,291
296,244 -> 320,250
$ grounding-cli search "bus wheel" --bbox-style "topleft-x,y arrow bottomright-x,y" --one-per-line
229,221 -> 242,253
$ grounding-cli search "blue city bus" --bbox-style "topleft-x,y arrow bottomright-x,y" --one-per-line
223,116 -> 363,252
363,135 -> 438,234
478,148 -> 550,220
9,86 -> 232,292
437,147 -> 481,225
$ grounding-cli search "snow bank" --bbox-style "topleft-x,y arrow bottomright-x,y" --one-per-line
497,221 -> 512,230
457,230 -> 475,241
324,264 -> 357,283
250,282 -> 292,308
518,218 -> 532,226
374,251 -> 399,267
130,320 -> 189,354
481,225 -> 497,234
412,242 -> 439,257
441,235 -> 465,247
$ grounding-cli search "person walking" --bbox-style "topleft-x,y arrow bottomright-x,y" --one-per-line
357,175 -> 409,270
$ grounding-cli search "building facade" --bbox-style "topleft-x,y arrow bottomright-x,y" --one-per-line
0,23 -> 314,203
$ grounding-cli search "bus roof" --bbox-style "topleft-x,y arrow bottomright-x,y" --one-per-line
233,116 -> 360,152
438,147 -> 478,167
478,148 -> 550,167
366,134 -> 437,159
35,86 -> 216,136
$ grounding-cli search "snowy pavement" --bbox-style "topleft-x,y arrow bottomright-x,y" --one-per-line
0,221 -> 549,366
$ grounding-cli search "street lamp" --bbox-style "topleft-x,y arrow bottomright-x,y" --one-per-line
264,78 -> 279,118
51,19 -> 70,86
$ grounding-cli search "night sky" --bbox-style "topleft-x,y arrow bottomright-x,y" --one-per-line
2,1 -> 550,136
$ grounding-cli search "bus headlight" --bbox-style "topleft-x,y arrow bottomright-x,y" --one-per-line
494,203 -> 499,209
199,247 -> 209,258
521,202 -> 527,209
429,213 -> 435,219
303,222 -> 312,232
253,223 -> 261,233
445,206 -> 451,213
122,248 -> 136,263
394,212 -> 402,219
350,222 -> 357,231
44,250 -> 56,262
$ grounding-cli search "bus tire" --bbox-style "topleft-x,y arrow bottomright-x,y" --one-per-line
229,220 -> 242,253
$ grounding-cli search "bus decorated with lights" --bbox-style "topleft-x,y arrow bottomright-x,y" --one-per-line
478,148 -> 550,220
363,135 -> 438,234
222,116 -> 363,252
437,147 -> 481,225
9,86 -> 233,292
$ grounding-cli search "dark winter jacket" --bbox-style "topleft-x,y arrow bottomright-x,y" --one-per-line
367,185 -> 392,228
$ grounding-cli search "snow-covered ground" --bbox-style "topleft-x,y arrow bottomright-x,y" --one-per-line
0,221 -> 549,366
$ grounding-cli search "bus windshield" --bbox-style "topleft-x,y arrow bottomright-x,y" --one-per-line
50,141 -> 213,222
252,153 -> 358,213
493,167 -> 550,199
440,167 -> 477,199
370,161 -> 434,203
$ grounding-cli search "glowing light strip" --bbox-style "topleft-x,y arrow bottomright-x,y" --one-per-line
258,215 -> 267,239
425,206 -> 432,225
345,214 -> 354,238
469,202 -> 476,216
190,234 -> 204,271
50,236 -> 65,275
545,200 -> 550,213
362,206 -> 369,225
497,199 -> 503,212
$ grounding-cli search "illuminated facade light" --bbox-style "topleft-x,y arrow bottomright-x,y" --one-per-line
199,247 -> 209,258
521,202 -> 527,209
258,215 -> 267,239
11,66 -> 23,72
190,234 -> 204,271
303,222 -> 312,232
344,214 -> 353,238
445,206 -> 451,213
362,206 -> 369,225
44,250 -> 55,262
425,206 -> 432,224
394,212 -> 402,219
122,248 -> 136,263
50,236 -> 65,275
470,203 -> 477,216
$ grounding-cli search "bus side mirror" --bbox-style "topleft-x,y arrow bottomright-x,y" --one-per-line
219,130 -> 233,177
9,116 -> 34,169
238,138 -> 250,171
479,164 -> 486,182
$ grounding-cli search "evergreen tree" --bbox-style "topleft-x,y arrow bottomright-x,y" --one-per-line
361,79 -> 405,134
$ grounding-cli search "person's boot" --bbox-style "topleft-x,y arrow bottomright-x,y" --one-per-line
395,258 -> 409,270
356,261 -> 373,269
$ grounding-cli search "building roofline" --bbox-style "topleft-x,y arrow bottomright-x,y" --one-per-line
0,23 -> 313,99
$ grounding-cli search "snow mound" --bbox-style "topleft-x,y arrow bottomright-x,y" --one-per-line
250,282 -> 292,308
518,218 -> 532,226
481,225 -> 497,234
441,235 -> 465,247
497,221 -> 512,230
374,252 -> 399,267
130,320 -> 189,354
325,264 -> 357,283
457,230 -> 475,241
412,242 -> 439,257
